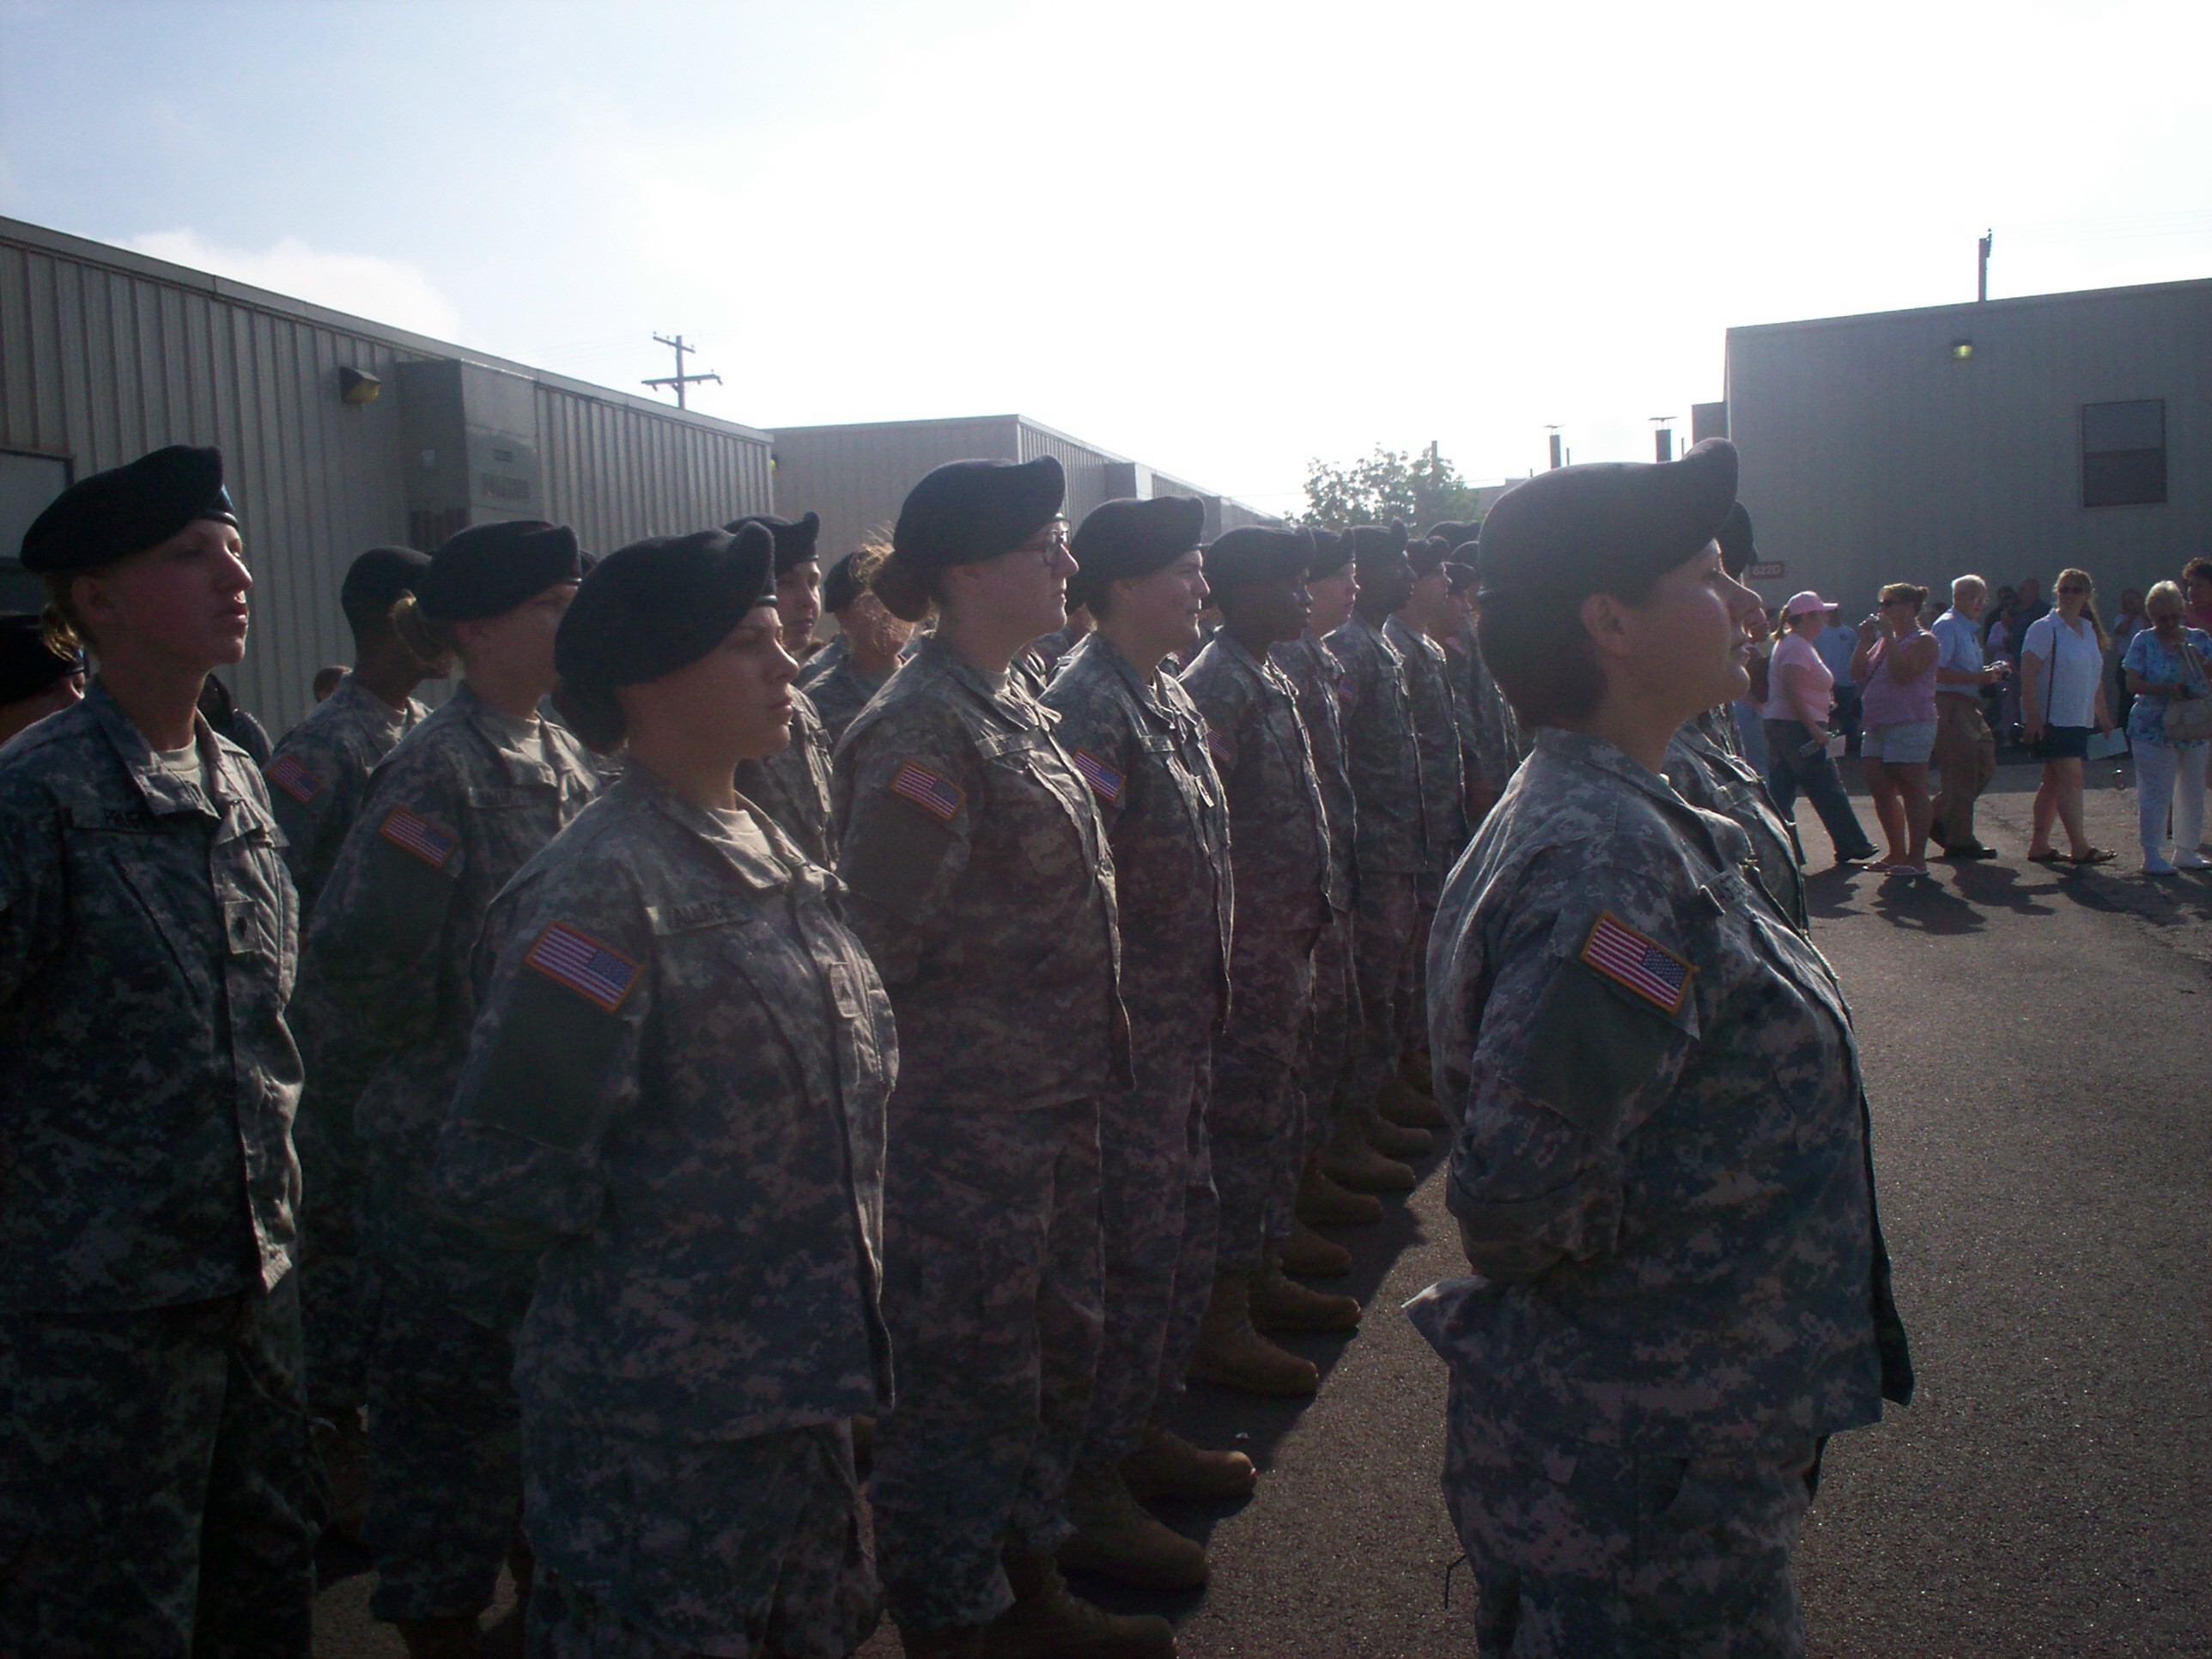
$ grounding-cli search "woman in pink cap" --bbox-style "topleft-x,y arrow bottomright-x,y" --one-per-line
1762,591 -> 1880,865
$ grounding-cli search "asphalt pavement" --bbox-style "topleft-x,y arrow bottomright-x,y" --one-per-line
321,761 -> 2212,1658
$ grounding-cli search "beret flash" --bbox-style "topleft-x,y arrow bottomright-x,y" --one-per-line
1067,495 -> 1206,611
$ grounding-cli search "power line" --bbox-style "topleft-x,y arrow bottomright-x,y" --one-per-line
641,332 -> 722,410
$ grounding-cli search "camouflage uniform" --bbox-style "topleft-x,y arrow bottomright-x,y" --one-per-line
305,682 -> 599,1626
1411,727 -> 1913,1657
0,682 -> 318,1657
1325,612 -> 1429,1104
1445,619 -> 1523,799
1386,614 -> 1465,1073
1664,709 -> 1808,932
264,673 -> 427,1419
796,632 -> 849,690
1181,633 -> 1332,1270
1043,634 -> 1232,1470
734,684 -> 836,866
832,633 -> 1125,1635
803,654 -> 889,747
434,772 -> 894,1656
1270,632 -> 1360,1163
1027,623 -> 1089,679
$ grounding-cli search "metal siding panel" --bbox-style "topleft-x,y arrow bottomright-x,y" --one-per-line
27,252 -> 70,454
0,246 -> 31,448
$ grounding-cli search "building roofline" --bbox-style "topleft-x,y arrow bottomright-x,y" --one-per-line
0,214 -> 774,444
1725,272 -> 2212,342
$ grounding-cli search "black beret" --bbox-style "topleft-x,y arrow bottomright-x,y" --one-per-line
1067,495 -> 1206,611
1446,561 -> 1480,596
821,550 -> 863,615
725,513 -> 822,576
1206,526 -> 1315,593
556,524 -> 777,692
1716,501 -> 1756,580
1425,520 -> 1481,555
20,445 -> 237,574
1347,521 -> 1410,566
1306,527 -> 1353,580
1407,535 -> 1455,578
0,612 -> 83,703
416,520 -> 583,622
1476,439 -> 1739,602
893,457 -> 1065,574
340,545 -> 433,617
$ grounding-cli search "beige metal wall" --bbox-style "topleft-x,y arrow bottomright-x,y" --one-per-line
1726,277 -> 2211,616
0,216 -> 772,738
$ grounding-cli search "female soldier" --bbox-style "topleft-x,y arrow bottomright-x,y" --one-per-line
1043,495 -> 1241,1593
729,514 -> 837,864
803,546 -> 912,745
833,457 -> 1170,1659
1413,441 -> 1911,1656
1,445 -> 316,1656
434,524 -> 893,1658
306,518 -> 599,1658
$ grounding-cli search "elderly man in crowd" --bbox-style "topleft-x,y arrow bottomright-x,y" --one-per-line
1931,574 -> 2008,859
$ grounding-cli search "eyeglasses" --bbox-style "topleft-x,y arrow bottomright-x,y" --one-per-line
1015,524 -> 1071,562
2057,586 -> 2087,596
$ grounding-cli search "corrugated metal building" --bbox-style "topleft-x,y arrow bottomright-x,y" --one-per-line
768,414 -> 1279,573
1723,276 -> 2210,612
0,216 -> 774,736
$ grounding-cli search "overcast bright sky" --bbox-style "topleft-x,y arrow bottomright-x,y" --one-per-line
3,0 -> 2209,516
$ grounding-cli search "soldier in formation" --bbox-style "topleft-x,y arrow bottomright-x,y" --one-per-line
305,519 -> 600,1656
0,609 -> 85,744
731,512 -> 838,864
435,524 -> 894,1656
1415,440 -> 1911,1656
800,544 -> 913,744
0,446 -> 319,1656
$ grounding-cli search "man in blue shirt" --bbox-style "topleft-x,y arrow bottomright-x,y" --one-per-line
1931,575 -> 2008,857
1814,613 -> 1863,750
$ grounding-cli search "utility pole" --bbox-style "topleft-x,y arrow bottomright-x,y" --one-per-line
1977,230 -> 1993,302
1650,416 -> 1677,463
641,332 -> 722,410
1545,425 -> 1563,470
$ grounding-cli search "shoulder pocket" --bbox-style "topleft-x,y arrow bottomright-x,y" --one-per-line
1513,962 -> 1689,1145
459,966 -> 628,1152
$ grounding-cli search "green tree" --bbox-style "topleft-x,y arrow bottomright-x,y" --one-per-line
1300,441 -> 1487,532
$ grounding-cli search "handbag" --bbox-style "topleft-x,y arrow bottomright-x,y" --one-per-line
2162,640 -> 2212,744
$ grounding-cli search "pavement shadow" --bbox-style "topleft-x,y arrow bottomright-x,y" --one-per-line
1068,1134 -> 1449,1620
1869,873 -> 1985,934
1803,864 -> 1869,920
1944,858 -> 2058,918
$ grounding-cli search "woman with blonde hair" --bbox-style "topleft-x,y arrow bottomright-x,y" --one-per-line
2120,580 -> 2211,873
2020,567 -> 2116,865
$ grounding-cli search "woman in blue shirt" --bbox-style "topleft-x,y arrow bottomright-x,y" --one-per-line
2121,580 -> 2211,874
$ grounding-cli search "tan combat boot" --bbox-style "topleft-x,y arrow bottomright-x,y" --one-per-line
1278,1218 -> 1352,1279
985,1543 -> 1176,1659
1059,1465 -> 1208,1589
1380,1070 -> 1447,1129
1122,1422 -> 1256,1502
1322,1115 -> 1415,1193
1187,1272 -> 1318,1396
1297,1157 -> 1383,1226
1249,1258 -> 1361,1334
1359,1101 -> 1434,1160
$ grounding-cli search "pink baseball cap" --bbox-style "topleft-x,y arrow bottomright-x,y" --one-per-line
1782,590 -> 1837,619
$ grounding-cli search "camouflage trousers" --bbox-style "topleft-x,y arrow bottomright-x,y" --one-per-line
1350,871 -> 1419,1104
1401,892 -> 1440,1075
872,1098 -> 1103,1634
1441,1374 -> 1816,1658
1211,925 -> 1320,1273
294,1069 -> 375,1420
364,1251 -> 526,1624
0,1276 -> 321,1659
1299,909 -> 1358,1164
524,1420 -> 876,1658
1078,1039 -> 1218,1473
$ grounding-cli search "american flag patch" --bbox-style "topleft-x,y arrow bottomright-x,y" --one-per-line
377,805 -> 458,869
1580,912 -> 1692,1015
1206,723 -> 1234,768
525,921 -> 641,1013
266,754 -> 324,805
891,759 -> 964,823
1071,748 -> 1124,804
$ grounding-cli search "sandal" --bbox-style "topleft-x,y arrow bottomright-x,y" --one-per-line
2027,848 -> 2064,863
2066,847 -> 2116,866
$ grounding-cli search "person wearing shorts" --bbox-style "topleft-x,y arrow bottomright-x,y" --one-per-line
1851,584 -> 1941,875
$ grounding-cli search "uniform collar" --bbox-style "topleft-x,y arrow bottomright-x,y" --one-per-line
450,681 -> 564,786
327,673 -> 416,736
915,631 -> 1048,732
1534,726 -> 1684,811
84,676 -> 238,822
1085,634 -> 1178,724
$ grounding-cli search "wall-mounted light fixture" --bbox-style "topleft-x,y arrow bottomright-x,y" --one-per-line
1950,340 -> 1975,362
337,366 -> 382,404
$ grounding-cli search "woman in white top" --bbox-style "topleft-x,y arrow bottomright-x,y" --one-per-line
2019,566 -> 2115,866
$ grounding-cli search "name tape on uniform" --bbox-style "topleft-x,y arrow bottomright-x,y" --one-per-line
1580,911 -> 1692,1015
266,754 -> 325,805
1071,748 -> 1124,805
378,805 -> 458,869
891,759 -> 964,823
526,921 -> 642,1013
